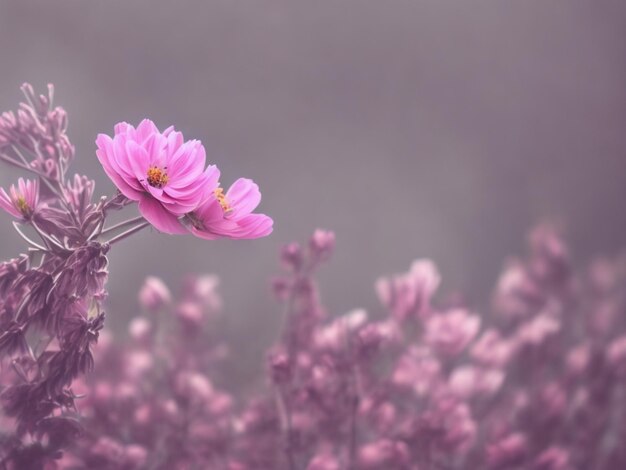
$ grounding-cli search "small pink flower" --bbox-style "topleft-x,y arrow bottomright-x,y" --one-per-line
392,346 -> 442,396
607,335 -> 626,373
471,329 -> 514,367
357,439 -> 410,468
0,178 -> 39,220
448,365 -> 505,398
186,177 -> 273,240
309,229 -> 335,261
96,119 -> 218,234
376,258 -> 440,322
424,308 -> 481,357
138,276 -> 171,312
534,446 -> 571,470
486,433 -> 528,468
514,313 -> 560,348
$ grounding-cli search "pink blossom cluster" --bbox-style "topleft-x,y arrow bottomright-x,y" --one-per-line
49,226 -> 625,470
96,120 -> 272,239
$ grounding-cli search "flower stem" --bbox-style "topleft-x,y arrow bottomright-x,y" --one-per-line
0,152 -> 32,172
99,216 -> 145,238
347,367 -> 360,470
31,219 -> 66,251
12,222 -> 46,251
274,386 -> 297,470
107,222 -> 150,245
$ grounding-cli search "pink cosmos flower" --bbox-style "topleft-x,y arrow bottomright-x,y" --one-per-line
0,178 -> 39,220
186,177 -> 273,240
96,120 -> 218,234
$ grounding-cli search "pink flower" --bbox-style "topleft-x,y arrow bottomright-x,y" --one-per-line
533,446 -> 571,470
357,439 -> 410,468
607,335 -> 626,374
138,276 -> 171,312
309,229 -> 335,262
0,178 -> 39,220
471,329 -> 514,367
486,433 -> 528,468
424,309 -> 481,357
186,177 -> 273,240
376,258 -> 440,322
392,346 -> 442,396
514,313 -> 560,348
96,120 -> 218,234
448,365 -> 505,398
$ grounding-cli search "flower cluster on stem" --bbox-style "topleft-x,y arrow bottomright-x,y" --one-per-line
0,84 -> 272,468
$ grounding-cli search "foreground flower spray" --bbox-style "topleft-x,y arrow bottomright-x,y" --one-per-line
0,84 -> 271,468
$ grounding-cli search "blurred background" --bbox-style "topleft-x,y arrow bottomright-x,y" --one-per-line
0,1 -> 625,380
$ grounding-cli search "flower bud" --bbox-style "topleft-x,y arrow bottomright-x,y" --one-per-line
309,229 -> 335,263
138,276 -> 171,312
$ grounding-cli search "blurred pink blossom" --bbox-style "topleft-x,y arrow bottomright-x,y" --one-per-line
376,258 -> 440,322
424,308 -> 481,357
138,276 -> 171,312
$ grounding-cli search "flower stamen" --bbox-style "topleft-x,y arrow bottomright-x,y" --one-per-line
146,166 -> 169,188
15,196 -> 31,217
214,188 -> 232,213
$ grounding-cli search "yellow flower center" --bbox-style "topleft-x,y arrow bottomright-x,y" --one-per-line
214,188 -> 232,213
146,166 -> 169,188
15,196 -> 30,216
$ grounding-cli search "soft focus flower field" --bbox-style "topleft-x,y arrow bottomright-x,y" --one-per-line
0,86 -> 625,470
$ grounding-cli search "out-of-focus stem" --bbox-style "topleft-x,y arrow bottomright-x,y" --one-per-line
279,262 -> 314,354
280,281 -> 297,351
347,370 -> 359,470
344,321 -> 360,470
274,385 -> 297,470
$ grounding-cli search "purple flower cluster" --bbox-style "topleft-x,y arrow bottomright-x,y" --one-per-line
50,226 -> 625,470
63,275 -> 231,469
0,85 -> 117,469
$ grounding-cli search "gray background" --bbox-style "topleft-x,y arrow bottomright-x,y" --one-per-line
1,1 -> 625,378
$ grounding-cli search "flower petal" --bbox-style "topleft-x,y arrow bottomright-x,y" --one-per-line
226,178 -> 262,218
138,196 -> 188,235
96,134 -> 143,200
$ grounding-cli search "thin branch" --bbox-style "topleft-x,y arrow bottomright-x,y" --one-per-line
10,145 -> 31,167
107,222 -> 150,245
274,386 -> 297,470
12,222 -> 46,251
99,216 -> 145,238
31,219 -> 66,251
0,152 -> 32,172
2,147 -> 66,203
